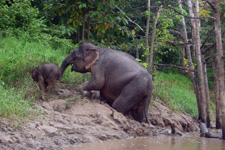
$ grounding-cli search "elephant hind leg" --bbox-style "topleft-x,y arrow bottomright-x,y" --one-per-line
112,82 -> 146,122
131,105 -> 145,122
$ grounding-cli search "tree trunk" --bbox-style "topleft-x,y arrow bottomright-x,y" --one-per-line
180,46 -> 185,75
182,0 -> 201,120
213,59 -> 221,129
77,26 -> 80,41
202,54 -> 211,127
87,15 -> 90,43
187,0 -> 196,59
145,0 -> 150,62
82,12 -> 87,82
194,0 -> 207,123
136,39 -> 139,59
147,5 -> 163,74
82,12 -> 86,43
212,0 -> 225,139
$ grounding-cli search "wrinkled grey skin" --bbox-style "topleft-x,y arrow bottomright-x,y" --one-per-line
32,62 -> 61,99
60,43 -> 153,123
79,81 -> 100,100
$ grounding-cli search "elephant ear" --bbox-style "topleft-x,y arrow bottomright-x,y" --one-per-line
84,50 -> 99,70
32,68 -> 38,81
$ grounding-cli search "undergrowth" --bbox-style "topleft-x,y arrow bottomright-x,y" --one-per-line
0,36 -> 199,121
0,36 -> 83,121
153,71 -> 198,118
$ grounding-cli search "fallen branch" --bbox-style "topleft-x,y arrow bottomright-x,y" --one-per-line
154,63 -> 196,72
199,121 -> 222,139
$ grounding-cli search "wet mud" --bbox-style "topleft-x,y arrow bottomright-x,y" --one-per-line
0,85 -> 199,150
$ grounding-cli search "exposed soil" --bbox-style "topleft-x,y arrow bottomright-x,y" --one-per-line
0,84 -> 199,150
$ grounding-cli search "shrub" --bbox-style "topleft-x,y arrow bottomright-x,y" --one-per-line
0,0 -> 45,37
153,71 -> 198,118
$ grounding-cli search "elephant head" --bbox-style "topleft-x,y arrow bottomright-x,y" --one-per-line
60,43 -> 99,75
32,68 -> 39,82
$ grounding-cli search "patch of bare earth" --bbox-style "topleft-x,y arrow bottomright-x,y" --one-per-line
0,87 -> 199,150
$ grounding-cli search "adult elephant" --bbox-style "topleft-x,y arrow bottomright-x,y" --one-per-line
60,43 -> 153,123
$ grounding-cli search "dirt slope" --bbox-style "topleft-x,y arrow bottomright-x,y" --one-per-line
0,87 -> 199,150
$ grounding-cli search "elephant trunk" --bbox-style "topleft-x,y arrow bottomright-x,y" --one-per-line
60,52 -> 74,76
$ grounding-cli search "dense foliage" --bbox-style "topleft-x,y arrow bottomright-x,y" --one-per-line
0,0 -> 224,120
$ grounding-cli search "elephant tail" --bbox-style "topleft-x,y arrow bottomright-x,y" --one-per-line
144,93 -> 151,124
144,80 -> 153,124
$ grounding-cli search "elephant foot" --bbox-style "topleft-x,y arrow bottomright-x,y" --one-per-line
40,93 -> 48,101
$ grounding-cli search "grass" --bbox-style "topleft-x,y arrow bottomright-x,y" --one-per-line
0,36 -> 199,121
153,71 -> 198,118
0,82 -> 35,124
0,36 -> 78,84
0,36 -> 83,121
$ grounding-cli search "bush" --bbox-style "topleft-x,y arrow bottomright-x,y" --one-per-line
0,36 -> 82,120
153,71 -> 198,118
0,81 -> 33,121
0,0 -> 45,37
0,36 -> 77,85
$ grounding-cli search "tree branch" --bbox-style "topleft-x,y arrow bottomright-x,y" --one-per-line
204,0 -> 217,12
165,4 -> 216,20
201,27 -> 214,49
202,29 -> 225,54
114,5 -> 145,33
154,63 -> 196,72
166,41 -> 192,46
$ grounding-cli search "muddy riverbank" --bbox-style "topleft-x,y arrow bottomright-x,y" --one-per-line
0,86 -> 199,150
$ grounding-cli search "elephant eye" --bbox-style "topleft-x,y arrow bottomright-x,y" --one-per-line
75,54 -> 83,59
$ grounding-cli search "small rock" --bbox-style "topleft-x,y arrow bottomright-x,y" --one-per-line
41,125 -> 59,137
57,89 -> 72,97
27,122 -> 38,129
53,103 -> 67,112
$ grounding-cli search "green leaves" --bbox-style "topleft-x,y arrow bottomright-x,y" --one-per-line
78,3 -> 87,9
136,58 -> 148,68
145,10 -> 150,16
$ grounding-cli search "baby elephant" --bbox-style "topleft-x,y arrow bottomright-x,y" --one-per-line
32,62 -> 61,99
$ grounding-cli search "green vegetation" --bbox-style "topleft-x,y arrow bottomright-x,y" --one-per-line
0,83 -> 32,119
0,36 -> 76,84
153,72 -> 198,118
2,0 -> 220,122
0,35 -> 199,120
0,36 -> 83,121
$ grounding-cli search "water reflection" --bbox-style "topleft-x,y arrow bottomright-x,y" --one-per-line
64,135 -> 225,150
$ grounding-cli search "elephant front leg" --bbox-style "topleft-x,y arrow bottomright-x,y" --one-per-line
79,81 -> 100,100
83,69 -> 105,91
47,79 -> 56,94
38,76 -> 47,100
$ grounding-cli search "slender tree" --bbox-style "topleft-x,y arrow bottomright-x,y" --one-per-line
211,0 -> 225,139
180,46 -> 185,75
181,0 -> 201,120
82,10 -> 87,81
202,54 -> 211,127
145,0 -> 151,62
136,39 -> 139,58
187,0 -> 196,58
194,0 -> 207,123
147,5 -> 163,74
212,55 -> 221,128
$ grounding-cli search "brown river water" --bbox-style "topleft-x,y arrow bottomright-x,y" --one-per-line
64,135 -> 225,150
